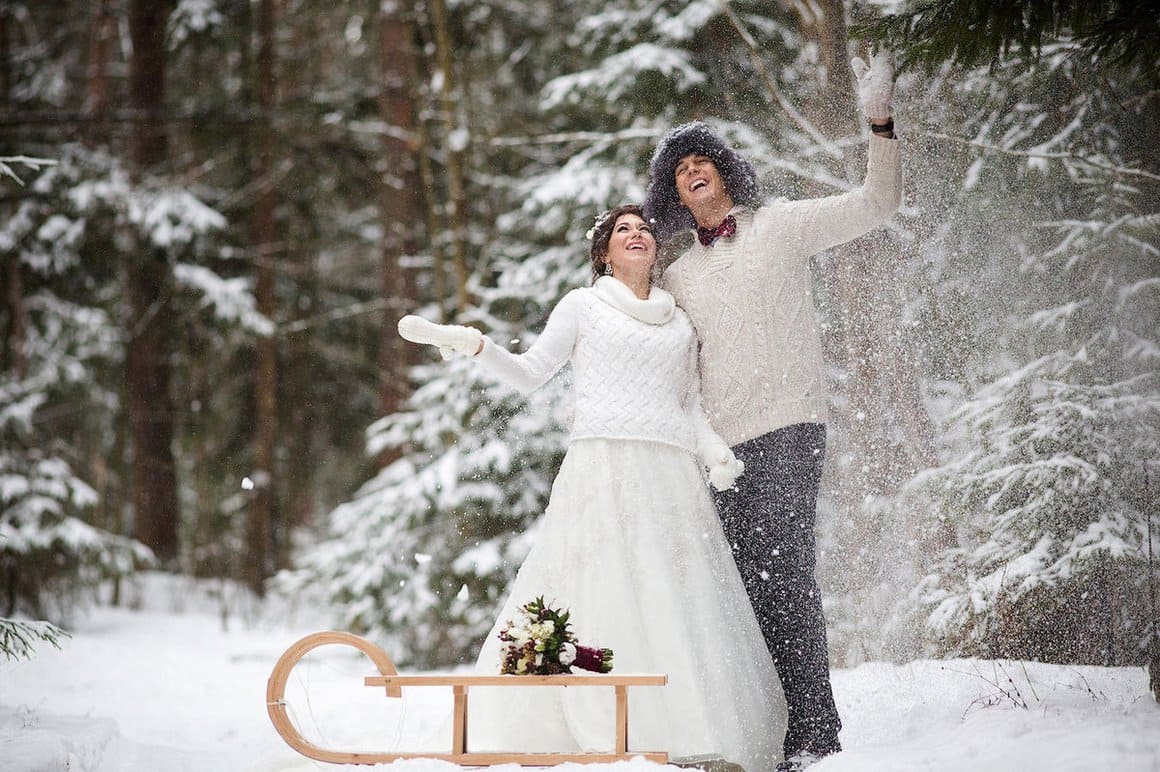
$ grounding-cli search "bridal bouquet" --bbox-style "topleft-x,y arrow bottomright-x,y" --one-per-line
498,597 -> 614,675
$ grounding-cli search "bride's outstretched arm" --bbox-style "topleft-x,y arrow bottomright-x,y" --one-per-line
398,290 -> 581,394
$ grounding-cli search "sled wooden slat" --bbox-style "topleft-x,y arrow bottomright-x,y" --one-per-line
267,630 -> 669,767
453,684 -> 468,755
616,685 -> 629,754
363,673 -> 668,686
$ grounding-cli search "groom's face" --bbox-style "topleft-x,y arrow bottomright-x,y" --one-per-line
674,153 -> 727,212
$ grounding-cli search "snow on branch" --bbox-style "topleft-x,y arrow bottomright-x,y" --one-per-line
0,156 -> 57,186
541,43 -> 704,109
173,263 -> 276,336
0,619 -> 69,662
923,131 -> 1160,182
128,189 -> 226,248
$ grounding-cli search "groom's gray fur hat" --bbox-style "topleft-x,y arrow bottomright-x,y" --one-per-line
643,121 -> 760,241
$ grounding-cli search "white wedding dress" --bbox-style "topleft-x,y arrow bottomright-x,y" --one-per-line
465,277 -> 787,772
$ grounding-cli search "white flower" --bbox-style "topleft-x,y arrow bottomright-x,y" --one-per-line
558,642 -> 577,666
585,210 -> 611,241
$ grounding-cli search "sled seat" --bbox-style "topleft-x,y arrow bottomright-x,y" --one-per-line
267,630 -> 668,767
365,672 -> 669,765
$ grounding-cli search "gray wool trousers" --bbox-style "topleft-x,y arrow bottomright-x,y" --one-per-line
712,422 -> 842,759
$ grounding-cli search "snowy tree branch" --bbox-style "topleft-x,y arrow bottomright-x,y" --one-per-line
0,619 -> 69,662
923,131 -> 1160,182
0,155 -> 58,186
715,0 -> 845,160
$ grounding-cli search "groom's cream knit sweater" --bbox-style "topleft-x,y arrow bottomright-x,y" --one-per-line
660,135 -> 902,446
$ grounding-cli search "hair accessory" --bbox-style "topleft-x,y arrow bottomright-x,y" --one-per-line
870,118 -> 894,134
585,209 -> 612,240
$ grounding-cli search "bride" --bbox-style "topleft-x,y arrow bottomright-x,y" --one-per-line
398,204 -> 787,771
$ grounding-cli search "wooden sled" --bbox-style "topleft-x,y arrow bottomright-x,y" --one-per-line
267,630 -> 669,766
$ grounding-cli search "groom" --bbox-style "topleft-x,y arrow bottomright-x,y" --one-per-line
643,51 -> 901,770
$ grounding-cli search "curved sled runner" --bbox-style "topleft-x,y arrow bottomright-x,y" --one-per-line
266,630 -> 669,766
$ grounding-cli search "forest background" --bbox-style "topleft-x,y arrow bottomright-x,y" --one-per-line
2,0 -> 1158,684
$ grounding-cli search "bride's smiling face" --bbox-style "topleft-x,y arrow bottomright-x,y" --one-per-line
605,214 -> 656,274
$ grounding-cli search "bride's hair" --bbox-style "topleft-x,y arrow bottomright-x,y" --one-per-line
588,203 -> 654,283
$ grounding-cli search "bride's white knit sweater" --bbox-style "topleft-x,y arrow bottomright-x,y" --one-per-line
476,275 -> 717,454
661,134 -> 903,445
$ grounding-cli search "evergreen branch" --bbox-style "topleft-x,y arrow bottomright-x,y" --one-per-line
852,1 -> 1043,73
922,131 -> 1160,182
715,0 -> 845,159
0,619 -> 70,662
0,155 -> 58,186
851,0 -> 1160,77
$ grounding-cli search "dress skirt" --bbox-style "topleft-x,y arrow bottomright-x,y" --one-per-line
468,437 -> 787,771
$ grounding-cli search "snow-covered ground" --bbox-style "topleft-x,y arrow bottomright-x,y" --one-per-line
2,575 -> 1158,772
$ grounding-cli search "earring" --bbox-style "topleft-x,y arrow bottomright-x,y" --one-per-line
604,263 -> 613,275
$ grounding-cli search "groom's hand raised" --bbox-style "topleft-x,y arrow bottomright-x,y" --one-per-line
850,48 -> 895,121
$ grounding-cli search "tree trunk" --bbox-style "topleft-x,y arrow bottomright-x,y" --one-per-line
800,0 -> 858,138
416,95 -> 446,321
125,0 -> 180,566
85,0 -> 114,136
0,7 -> 11,121
245,0 -> 279,595
1,12 -> 21,379
283,320 -> 315,545
2,253 -> 25,380
377,1 -> 423,443
427,0 -> 470,314
790,0 -> 944,663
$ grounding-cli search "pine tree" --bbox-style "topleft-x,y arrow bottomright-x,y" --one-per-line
861,47 -> 1159,666
853,0 -> 1159,77
1,147 -> 152,617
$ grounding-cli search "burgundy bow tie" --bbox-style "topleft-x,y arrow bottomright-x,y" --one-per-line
697,215 -> 737,246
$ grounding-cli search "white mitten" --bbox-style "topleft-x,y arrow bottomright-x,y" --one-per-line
698,436 -> 745,492
397,314 -> 483,360
850,48 -> 895,121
